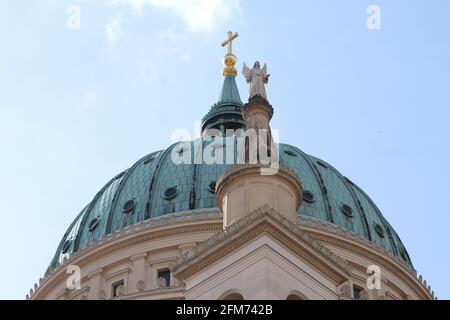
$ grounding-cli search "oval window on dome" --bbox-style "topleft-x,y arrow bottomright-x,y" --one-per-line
88,217 -> 100,232
284,150 -> 297,157
163,187 -> 178,200
340,203 -> 354,217
143,157 -> 155,165
374,223 -> 385,238
303,190 -> 315,203
208,181 -> 216,194
61,239 -> 72,254
123,200 -> 136,213
317,161 -> 328,169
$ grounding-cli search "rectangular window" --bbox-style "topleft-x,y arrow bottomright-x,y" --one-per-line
157,269 -> 171,288
353,285 -> 363,300
112,280 -> 125,298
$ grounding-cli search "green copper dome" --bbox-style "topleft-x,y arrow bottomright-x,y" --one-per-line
47,76 -> 413,273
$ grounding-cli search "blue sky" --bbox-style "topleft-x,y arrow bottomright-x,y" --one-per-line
1,0 -> 449,299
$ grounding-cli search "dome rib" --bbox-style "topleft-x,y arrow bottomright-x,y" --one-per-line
142,152 -> 163,220
330,169 -> 372,240
343,178 -> 373,241
311,157 -> 372,239
189,162 -> 198,210
359,187 -> 401,255
104,152 -> 161,234
47,205 -> 88,273
143,152 -> 165,220
104,168 -> 137,235
75,171 -> 127,251
146,144 -> 180,218
71,206 -> 93,254
307,155 -> 369,238
349,182 -> 412,265
287,145 -> 334,223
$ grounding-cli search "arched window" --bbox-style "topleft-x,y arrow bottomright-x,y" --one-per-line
223,293 -> 244,300
219,290 -> 244,300
286,291 -> 308,300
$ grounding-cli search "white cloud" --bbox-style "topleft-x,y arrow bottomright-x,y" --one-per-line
105,17 -> 124,46
111,0 -> 242,33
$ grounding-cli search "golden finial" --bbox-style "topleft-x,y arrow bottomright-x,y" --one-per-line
221,31 -> 239,77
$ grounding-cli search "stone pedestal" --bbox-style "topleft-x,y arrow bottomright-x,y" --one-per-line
243,95 -> 273,130
216,165 -> 303,227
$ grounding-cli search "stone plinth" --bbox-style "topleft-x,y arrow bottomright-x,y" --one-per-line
216,165 -> 303,227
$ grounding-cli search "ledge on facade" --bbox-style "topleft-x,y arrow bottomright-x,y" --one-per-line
113,285 -> 186,301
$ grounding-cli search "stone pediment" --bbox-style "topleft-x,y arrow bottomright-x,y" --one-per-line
171,205 -> 352,285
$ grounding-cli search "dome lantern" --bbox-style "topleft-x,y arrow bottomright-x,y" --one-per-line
201,31 -> 245,137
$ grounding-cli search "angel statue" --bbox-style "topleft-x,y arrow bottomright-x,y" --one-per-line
242,61 -> 270,101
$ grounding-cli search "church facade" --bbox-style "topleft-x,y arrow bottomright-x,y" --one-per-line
28,33 -> 435,300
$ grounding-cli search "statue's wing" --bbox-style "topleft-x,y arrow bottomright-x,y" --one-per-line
261,63 -> 268,77
242,63 -> 251,80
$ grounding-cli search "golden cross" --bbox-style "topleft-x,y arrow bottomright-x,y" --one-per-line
221,31 -> 239,55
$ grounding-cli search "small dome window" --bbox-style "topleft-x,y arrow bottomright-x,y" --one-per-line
61,240 -> 72,254
317,161 -> 328,169
123,200 -> 136,213
143,157 -> 155,165
208,181 -> 216,194
303,190 -> 315,203
88,217 -> 100,232
374,223 -> 385,238
284,150 -> 297,157
340,203 -> 354,217
163,187 -> 178,200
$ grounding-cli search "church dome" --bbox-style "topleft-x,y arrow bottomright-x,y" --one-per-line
45,58 -> 414,278
30,33 -> 438,302
48,141 -> 413,272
